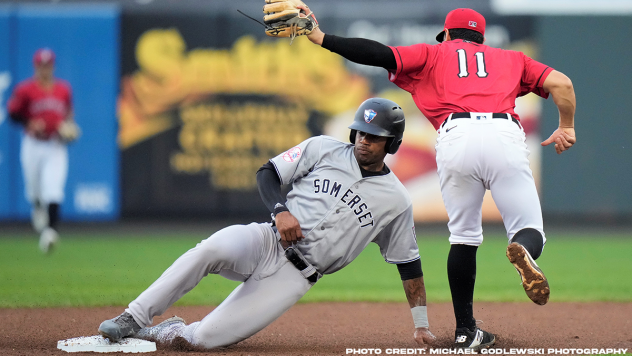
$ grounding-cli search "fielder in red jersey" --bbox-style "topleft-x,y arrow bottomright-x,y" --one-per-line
389,40 -> 554,129
291,5 -> 577,350
7,48 -> 76,254
9,76 -> 72,139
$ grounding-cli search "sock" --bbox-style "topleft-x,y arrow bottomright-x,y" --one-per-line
510,228 -> 544,260
48,203 -> 60,230
448,244 -> 478,330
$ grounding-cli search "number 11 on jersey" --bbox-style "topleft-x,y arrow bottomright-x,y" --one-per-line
456,49 -> 488,78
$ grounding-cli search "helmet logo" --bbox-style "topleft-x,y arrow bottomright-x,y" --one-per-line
364,109 -> 377,123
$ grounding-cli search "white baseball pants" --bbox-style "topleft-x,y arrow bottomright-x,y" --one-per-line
435,114 -> 546,246
20,134 -> 68,205
127,222 -> 312,349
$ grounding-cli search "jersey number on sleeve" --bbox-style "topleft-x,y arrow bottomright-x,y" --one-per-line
456,49 -> 488,78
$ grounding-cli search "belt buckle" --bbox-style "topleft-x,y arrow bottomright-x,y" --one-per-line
472,112 -> 490,120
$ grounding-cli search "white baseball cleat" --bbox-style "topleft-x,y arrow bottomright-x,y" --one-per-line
135,316 -> 186,345
39,227 -> 59,254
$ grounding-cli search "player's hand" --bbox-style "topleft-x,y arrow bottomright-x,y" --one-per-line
275,211 -> 304,244
296,4 -> 324,45
414,327 -> 436,349
27,118 -> 46,137
541,127 -> 576,154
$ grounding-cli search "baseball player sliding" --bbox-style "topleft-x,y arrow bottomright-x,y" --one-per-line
261,2 -> 576,350
98,98 -> 436,349
7,48 -> 80,254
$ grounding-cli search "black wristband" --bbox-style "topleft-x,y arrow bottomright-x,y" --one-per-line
273,203 -> 289,216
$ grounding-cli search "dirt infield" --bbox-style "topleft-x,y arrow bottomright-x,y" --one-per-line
1,302 -> 631,355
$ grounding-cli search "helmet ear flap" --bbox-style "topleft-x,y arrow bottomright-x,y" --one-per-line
386,137 -> 403,154
349,129 -> 357,144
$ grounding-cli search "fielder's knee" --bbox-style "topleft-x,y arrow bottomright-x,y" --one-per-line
510,228 -> 544,260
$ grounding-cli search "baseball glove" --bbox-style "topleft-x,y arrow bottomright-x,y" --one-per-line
262,0 -> 318,42
57,120 -> 81,143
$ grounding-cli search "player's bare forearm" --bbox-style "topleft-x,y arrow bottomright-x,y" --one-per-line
403,277 -> 436,347
543,70 -> 576,128
307,27 -> 325,45
542,70 -> 576,154
403,276 -> 427,307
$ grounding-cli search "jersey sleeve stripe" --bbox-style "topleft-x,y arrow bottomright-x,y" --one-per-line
386,256 -> 421,264
535,66 -> 552,97
394,47 -> 404,77
269,159 -> 285,185
536,66 -> 550,87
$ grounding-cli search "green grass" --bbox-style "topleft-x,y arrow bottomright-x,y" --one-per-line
306,233 -> 632,303
0,230 -> 631,308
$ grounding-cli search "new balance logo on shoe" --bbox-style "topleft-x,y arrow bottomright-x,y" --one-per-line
473,329 -> 484,347
454,327 -> 496,351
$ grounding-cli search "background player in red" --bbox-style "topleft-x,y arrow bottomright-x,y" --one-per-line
7,48 -> 77,253
281,5 -> 577,350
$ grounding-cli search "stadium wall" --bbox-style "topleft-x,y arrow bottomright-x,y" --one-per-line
0,4 -> 120,221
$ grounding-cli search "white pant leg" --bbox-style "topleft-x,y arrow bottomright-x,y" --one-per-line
437,119 -> 546,246
20,135 -> 68,205
127,223 -> 278,327
181,260 -> 311,349
486,122 -> 546,243
20,135 -> 43,204
40,139 -> 68,204
436,121 -> 487,246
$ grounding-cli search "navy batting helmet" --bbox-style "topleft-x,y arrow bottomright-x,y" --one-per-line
348,98 -> 405,154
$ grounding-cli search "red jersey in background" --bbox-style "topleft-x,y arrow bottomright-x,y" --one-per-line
8,79 -> 72,138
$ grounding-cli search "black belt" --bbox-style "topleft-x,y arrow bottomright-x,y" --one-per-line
441,112 -> 521,128
272,225 -> 320,283
285,246 -> 320,283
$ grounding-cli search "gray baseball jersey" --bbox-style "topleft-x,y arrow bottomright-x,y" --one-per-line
270,135 -> 419,274
123,135 -> 420,349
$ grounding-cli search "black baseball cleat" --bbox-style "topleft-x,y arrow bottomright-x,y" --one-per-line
506,242 -> 550,305
454,326 -> 496,350
99,312 -> 142,342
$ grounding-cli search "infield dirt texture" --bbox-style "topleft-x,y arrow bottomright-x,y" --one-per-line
1,222 -> 631,355
1,302 -> 632,355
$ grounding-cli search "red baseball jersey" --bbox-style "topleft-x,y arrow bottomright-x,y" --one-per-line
388,39 -> 554,129
7,79 -> 72,138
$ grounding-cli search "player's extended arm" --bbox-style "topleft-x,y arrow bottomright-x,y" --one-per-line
541,70 -> 576,154
7,87 -> 28,126
398,261 -> 436,348
256,162 -> 304,244
299,6 -> 396,71
65,109 -> 75,123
